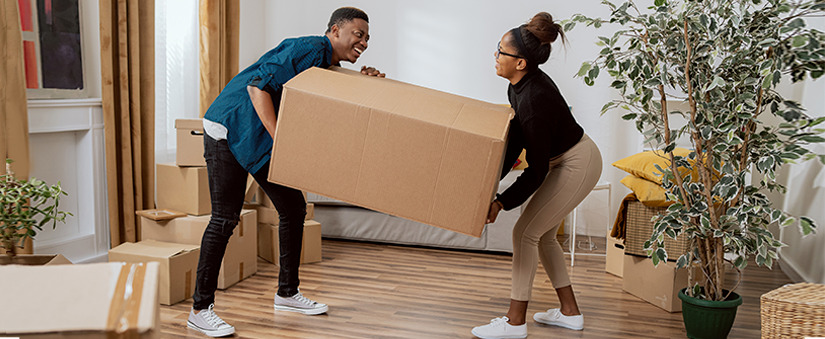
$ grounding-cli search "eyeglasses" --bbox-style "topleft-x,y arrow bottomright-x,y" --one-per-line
496,42 -> 524,59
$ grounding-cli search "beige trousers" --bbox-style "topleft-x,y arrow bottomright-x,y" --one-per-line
510,134 -> 602,301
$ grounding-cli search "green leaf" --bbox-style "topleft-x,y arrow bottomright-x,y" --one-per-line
654,0 -> 666,6
799,135 -> 825,143
762,73 -> 774,89
800,216 -> 815,236
656,248 -> 668,262
588,65 -> 600,79
792,36 -> 808,48
734,256 -> 747,269
577,63 -> 592,77
787,18 -> 805,29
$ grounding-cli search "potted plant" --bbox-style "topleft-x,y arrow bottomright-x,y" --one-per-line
567,0 -> 825,337
1,159 -> 71,265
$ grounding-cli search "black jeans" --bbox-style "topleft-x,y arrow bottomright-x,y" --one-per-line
192,134 -> 306,310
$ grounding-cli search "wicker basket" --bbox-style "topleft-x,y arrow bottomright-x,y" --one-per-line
624,200 -> 689,259
761,283 -> 825,339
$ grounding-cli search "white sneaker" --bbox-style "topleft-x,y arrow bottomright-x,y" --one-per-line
533,308 -> 584,330
273,291 -> 329,315
186,304 -> 236,337
471,316 -> 527,339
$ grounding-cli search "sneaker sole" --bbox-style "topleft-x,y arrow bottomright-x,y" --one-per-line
187,320 -> 236,337
532,314 -> 583,331
274,304 -> 329,315
470,328 -> 527,339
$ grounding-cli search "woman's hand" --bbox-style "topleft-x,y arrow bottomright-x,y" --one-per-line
487,200 -> 503,224
361,65 -> 386,77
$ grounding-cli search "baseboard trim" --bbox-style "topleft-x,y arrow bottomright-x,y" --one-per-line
778,256 -> 807,283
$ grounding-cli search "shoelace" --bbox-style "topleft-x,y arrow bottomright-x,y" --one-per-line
292,292 -> 316,306
202,305 -> 228,328
489,316 -> 510,326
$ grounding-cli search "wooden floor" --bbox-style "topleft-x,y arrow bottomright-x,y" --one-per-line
159,239 -> 791,338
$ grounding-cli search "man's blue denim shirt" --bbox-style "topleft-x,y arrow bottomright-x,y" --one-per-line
203,35 -> 333,173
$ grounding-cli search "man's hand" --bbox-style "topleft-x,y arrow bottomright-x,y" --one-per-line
248,85 -> 277,138
486,200 -> 503,224
361,65 -> 385,78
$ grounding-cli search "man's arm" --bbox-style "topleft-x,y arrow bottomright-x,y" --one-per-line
247,85 -> 277,138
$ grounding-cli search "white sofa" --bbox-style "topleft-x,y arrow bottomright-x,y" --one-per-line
309,171 -> 524,253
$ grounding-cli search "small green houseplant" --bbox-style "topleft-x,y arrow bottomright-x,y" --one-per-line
568,0 -> 824,335
1,159 -> 70,258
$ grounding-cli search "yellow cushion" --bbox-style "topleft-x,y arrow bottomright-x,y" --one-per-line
620,175 -> 672,207
612,148 -> 693,184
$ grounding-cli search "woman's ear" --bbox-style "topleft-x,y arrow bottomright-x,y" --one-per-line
516,59 -> 527,71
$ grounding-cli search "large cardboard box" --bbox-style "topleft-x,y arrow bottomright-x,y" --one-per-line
140,209 -> 257,289
258,220 -> 322,265
157,163 -> 210,216
176,118 -> 206,167
109,240 -> 199,305
605,236 -> 625,277
622,255 -> 703,312
268,67 -> 513,237
0,262 -> 160,338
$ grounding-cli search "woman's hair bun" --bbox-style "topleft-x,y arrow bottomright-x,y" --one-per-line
526,12 -> 561,46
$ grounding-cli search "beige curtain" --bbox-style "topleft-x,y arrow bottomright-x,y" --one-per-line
1,0 -> 32,254
199,0 -> 239,117
99,0 -> 155,247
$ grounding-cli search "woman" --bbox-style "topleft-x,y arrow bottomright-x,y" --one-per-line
471,12 -> 603,339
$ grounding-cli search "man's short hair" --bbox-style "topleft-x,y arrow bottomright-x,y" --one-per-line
326,7 -> 369,33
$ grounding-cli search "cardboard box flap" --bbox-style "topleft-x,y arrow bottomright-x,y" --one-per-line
111,240 -> 200,259
175,118 -> 203,131
0,262 -> 159,334
286,67 -> 513,139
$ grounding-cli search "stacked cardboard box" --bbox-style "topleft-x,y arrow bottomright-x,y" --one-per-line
156,119 -> 210,216
140,210 -> 257,290
605,236 -> 625,277
0,262 -> 160,338
109,239 -> 199,305
243,178 -> 322,265
258,220 -> 322,265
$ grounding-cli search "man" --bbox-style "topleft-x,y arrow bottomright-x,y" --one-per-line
186,7 -> 384,337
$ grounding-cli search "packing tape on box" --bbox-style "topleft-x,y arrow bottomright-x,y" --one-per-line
106,263 -> 147,336
239,262 -> 244,282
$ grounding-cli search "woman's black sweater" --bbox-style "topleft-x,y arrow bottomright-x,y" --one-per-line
496,69 -> 584,210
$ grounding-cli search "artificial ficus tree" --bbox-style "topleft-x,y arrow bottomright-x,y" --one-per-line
568,0 -> 825,301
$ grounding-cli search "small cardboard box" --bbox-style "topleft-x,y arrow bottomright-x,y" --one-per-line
257,220 -> 322,265
256,203 -> 314,225
140,209 -> 257,289
268,67 -> 512,237
109,240 -> 199,305
175,118 -> 206,167
156,163 -> 210,216
622,255 -> 702,312
605,236 -> 625,277
0,262 -> 160,338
